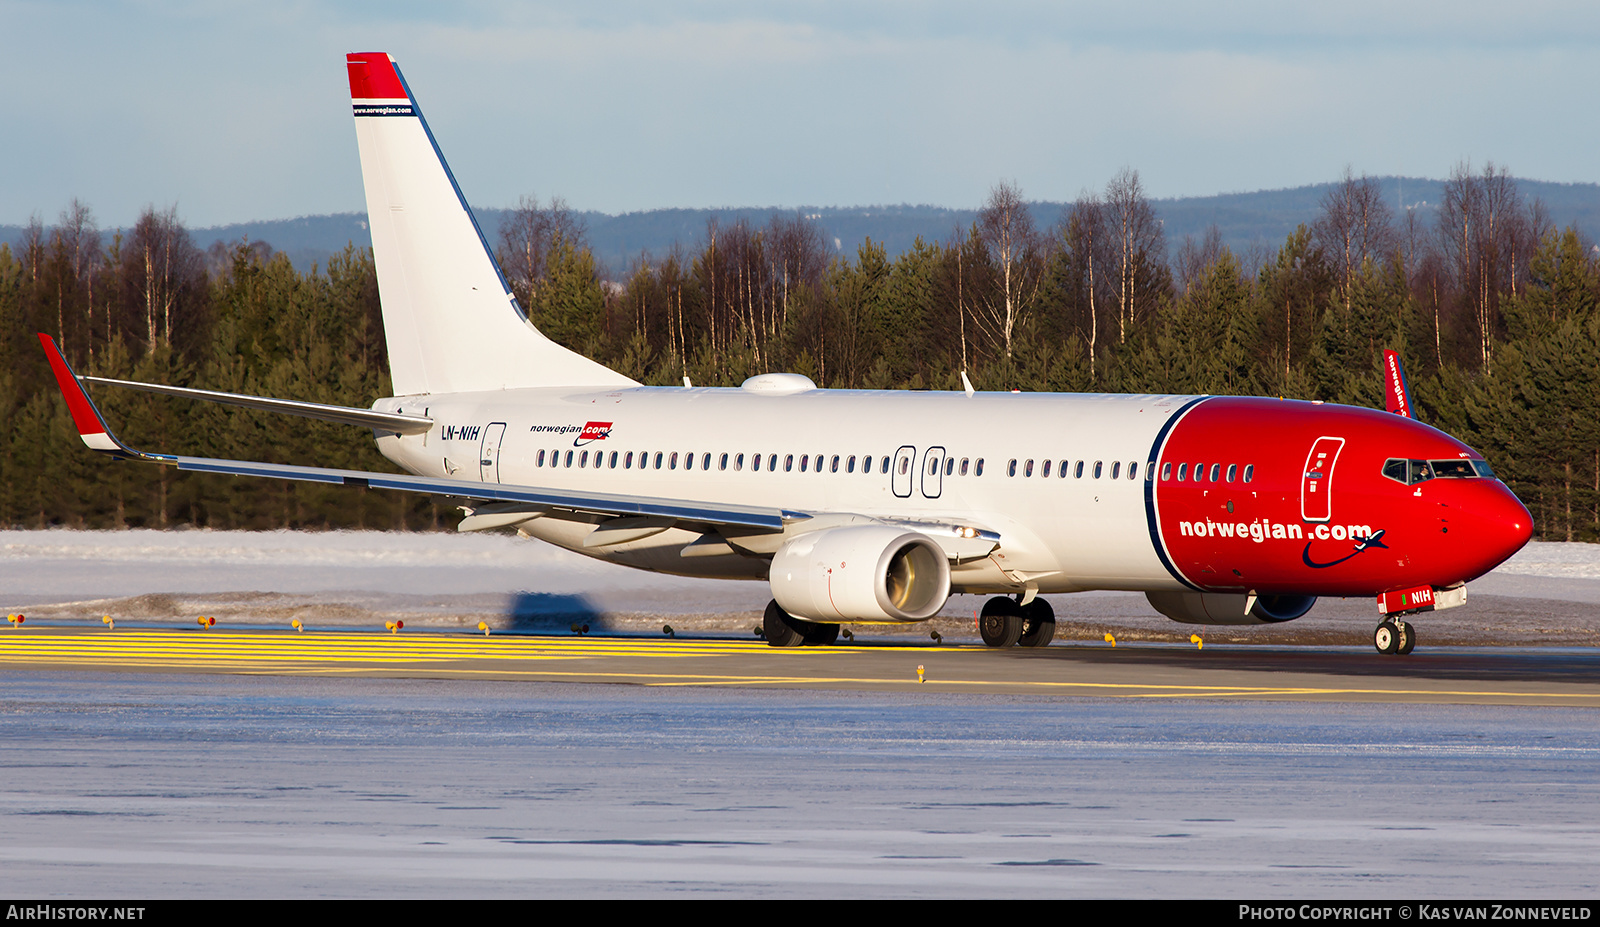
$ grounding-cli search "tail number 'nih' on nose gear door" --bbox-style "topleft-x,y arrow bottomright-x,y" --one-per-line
1301,436 -> 1345,523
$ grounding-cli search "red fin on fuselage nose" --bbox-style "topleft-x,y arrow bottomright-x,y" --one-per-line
1382,349 -> 1416,420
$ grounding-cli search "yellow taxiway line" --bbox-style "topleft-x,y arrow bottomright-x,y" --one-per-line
2,627 -> 1598,704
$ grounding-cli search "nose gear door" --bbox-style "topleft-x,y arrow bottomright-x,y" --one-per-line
1300,436 -> 1345,523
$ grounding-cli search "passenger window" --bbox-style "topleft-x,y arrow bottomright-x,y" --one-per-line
734,453 -> 744,471
1008,459 -> 1017,477
669,452 -> 679,470
1226,463 -> 1236,482
847,456 -> 856,473
1244,465 -> 1254,483
719,453 -> 728,471
752,453 -> 761,472
1074,460 -> 1084,479
881,456 -> 891,474
654,452 -> 664,469
799,455 -> 808,472
1058,459 -> 1068,478
785,454 -> 794,472
1178,463 -> 1187,481
769,453 -> 778,471
1210,463 -> 1221,482
1094,461 -> 1103,479
683,452 -> 693,471
703,453 -> 712,470
975,458 -> 985,476
944,458 -> 953,476
1110,461 -> 1120,480
536,449 -> 546,467
1042,460 -> 1052,478
564,450 -> 574,467
609,451 -> 619,468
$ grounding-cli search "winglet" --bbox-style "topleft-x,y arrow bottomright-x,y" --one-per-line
1382,349 -> 1416,420
38,333 -> 127,455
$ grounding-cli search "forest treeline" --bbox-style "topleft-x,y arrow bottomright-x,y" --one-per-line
3,162 -> 1598,540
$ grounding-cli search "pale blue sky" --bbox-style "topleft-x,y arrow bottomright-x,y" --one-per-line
5,1 -> 1599,227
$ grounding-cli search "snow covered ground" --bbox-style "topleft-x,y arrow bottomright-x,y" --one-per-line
1,530 -> 1597,645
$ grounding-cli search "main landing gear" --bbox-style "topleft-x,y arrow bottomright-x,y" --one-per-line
1373,618 -> 1417,655
762,600 -> 840,648
979,595 -> 1056,648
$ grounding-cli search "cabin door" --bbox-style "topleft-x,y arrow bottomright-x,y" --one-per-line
479,422 -> 507,483
1300,436 -> 1345,523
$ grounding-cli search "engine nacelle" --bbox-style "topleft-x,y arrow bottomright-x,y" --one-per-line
1145,591 -> 1317,625
770,526 -> 950,622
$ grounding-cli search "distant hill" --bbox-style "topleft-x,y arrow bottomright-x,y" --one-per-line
8,177 -> 1600,277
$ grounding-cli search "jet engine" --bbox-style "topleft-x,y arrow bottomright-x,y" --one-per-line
1145,591 -> 1317,625
770,526 -> 950,622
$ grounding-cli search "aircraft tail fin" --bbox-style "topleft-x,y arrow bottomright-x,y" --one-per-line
1382,349 -> 1417,420
346,52 -> 634,395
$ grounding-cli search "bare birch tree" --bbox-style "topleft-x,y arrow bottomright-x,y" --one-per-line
1313,168 -> 1396,311
971,181 -> 1046,358
1103,168 -> 1165,343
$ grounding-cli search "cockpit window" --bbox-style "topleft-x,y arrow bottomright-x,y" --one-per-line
1431,459 -> 1478,478
1383,457 -> 1495,484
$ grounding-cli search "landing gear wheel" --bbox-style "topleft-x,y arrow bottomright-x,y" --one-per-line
763,600 -> 805,648
979,596 -> 1024,648
1017,598 -> 1056,648
1374,620 -> 1400,655
1396,621 -> 1416,655
803,622 -> 841,646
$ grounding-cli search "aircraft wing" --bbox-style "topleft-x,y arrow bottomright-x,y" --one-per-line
39,334 -> 789,532
80,375 -> 434,435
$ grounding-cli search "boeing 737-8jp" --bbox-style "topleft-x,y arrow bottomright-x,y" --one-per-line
41,53 -> 1533,653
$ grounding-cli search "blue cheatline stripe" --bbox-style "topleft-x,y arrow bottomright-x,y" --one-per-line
388,63 -> 527,322
1143,396 -> 1209,591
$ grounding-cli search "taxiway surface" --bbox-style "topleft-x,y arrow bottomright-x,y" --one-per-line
2,626 -> 1599,707
2,530 -> 1597,897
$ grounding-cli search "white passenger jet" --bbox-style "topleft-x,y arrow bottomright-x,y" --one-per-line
41,53 -> 1533,653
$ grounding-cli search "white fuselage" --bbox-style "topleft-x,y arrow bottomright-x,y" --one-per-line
373,385 -> 1199,596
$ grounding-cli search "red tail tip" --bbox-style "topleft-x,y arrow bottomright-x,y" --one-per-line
347,52 -> 406,101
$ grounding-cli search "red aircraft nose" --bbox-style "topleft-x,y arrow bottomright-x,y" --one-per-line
1452,480 -> 1533,581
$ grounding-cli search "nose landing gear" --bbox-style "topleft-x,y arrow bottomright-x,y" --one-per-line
1373,619 -> 1416,655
